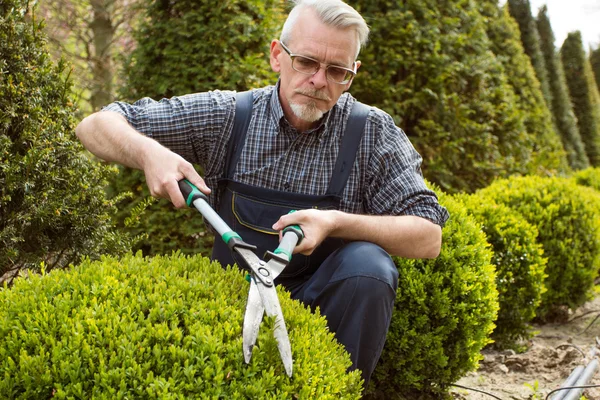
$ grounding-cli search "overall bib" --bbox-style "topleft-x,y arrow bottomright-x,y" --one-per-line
211,91 -> 398,386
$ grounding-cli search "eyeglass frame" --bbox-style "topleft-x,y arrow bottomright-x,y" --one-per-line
278,40 -> 357,85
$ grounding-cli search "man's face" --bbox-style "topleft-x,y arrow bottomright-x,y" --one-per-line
270,9 -> 361,131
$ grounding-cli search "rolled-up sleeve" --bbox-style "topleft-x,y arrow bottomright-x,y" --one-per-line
365,113 -> 449,227
101,91 -> 235,172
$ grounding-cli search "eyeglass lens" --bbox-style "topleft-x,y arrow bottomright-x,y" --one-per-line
292,56 -> 353,83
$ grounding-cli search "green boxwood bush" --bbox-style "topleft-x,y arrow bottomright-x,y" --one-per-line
455,193 -> 547,348
366,190 -> 498,399
573,167 -> 600,191
0,253 -> 362,398
477,175 -> 600,319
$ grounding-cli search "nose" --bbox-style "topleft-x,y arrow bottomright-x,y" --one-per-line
309,66 -> 328,89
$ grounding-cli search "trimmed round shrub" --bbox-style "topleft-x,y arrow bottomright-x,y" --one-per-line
573,167 -> 600,191
366,191 -> 499,399
477,175 -> 600,319
455,194 -> 547,349
0,253 -> 362,399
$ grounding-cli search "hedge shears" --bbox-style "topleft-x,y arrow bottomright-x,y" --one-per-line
178,179 -> 303,377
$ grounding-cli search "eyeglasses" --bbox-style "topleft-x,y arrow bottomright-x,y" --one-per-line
279,41 -> 357,85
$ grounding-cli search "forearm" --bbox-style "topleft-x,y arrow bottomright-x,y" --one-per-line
328,211 -> 442,258
274,209 -> 443,258
75,111 -> 210,208
75,111 -> 161,170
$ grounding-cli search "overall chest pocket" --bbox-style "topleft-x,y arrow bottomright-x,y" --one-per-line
230,191 -> 341,279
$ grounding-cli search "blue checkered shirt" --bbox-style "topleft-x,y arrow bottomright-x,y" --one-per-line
103,83 -> 449,226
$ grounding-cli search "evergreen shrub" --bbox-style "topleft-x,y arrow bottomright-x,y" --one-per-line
455,194 -> 547,348
573,167 -> 600,191
0,253 -> 362,399
591,46 -> 600,94
350,0 -> 566,194
561,32 -> 600,166
507,0 -> 553,108
477,176 -> 600,319
0,0 -> 131,279
366,190 -> 498,399
481,1 -> 568,177
537,5 -> 589,170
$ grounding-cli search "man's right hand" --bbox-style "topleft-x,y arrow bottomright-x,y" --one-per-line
76,111 -> 210,209
140,140 -> 210,209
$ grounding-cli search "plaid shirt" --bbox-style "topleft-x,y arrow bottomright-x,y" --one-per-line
103,83 -> 449,226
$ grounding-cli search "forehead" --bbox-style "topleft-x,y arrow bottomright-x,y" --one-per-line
288,9 -> 358,66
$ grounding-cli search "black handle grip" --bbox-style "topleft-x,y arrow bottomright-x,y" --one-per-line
178,179 -> 209,207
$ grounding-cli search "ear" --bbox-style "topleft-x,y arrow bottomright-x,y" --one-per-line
345,60 -> 361,91
270,40 -> 282,73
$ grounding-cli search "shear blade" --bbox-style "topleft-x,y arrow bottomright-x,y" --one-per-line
255,279 -> 293,377
243,279 -> 263,363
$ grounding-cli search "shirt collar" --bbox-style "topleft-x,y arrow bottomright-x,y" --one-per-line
269,80 -> 335,135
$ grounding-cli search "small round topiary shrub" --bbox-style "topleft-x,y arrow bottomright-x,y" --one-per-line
477,175 -> 600,320
573,167 -> 600,191
455,193 -> 547,349
366,190 -> 499,399
0,253 -> 362,399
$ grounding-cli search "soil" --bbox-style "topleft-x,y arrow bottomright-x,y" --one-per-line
450,291 -> 600,400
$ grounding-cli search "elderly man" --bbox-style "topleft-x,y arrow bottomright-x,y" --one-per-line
76,0 -> 448,387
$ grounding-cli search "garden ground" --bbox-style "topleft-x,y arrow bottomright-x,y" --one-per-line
451,288 -> 600,400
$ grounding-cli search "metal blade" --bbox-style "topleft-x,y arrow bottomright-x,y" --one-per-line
242,258 -> 288,364
255,279 -> 293,377
242,279 -> 263,364
236,247 -> 292,376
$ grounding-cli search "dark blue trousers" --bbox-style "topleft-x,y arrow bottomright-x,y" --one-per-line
285,241 -> 399,387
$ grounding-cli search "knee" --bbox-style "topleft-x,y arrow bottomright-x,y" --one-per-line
334,241 -> 399,291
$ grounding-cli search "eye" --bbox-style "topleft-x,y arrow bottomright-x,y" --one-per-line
328,67 -> 349,81
294,56 -> 318,70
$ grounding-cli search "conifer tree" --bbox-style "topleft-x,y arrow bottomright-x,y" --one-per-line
122,0 -> 284,101
479,2 -> 568,176
110,0 -> 285,256
561,32 -> 600,166
349,0 -> 566,193
537,6 -> 589,169
591,46 -> 600,93
507,0 -> 553,109
0,0 -> 131,279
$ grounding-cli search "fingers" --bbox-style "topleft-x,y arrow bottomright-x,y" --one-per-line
167,168 -> 211,209
143,148 -> 211,209
181,163 -> 211,195
272,210 -> 326,256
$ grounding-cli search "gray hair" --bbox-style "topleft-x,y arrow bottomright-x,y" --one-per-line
280,0 -> 369,59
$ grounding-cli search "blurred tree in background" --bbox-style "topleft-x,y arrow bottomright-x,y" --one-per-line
536,5 -> 589,170
591,46 -> 600,94
561,32 -> 600,166
507,0 -> 553,110
0,0 -> 132,281
480,1 -> 568,176
121,0 -> 285,101
38,0 -> 140,114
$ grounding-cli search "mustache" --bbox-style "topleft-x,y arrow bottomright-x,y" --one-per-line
294,88 -> 331,102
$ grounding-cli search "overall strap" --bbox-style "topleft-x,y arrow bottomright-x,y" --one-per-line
224,90 -> 254,180
326,101 -> 371,196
